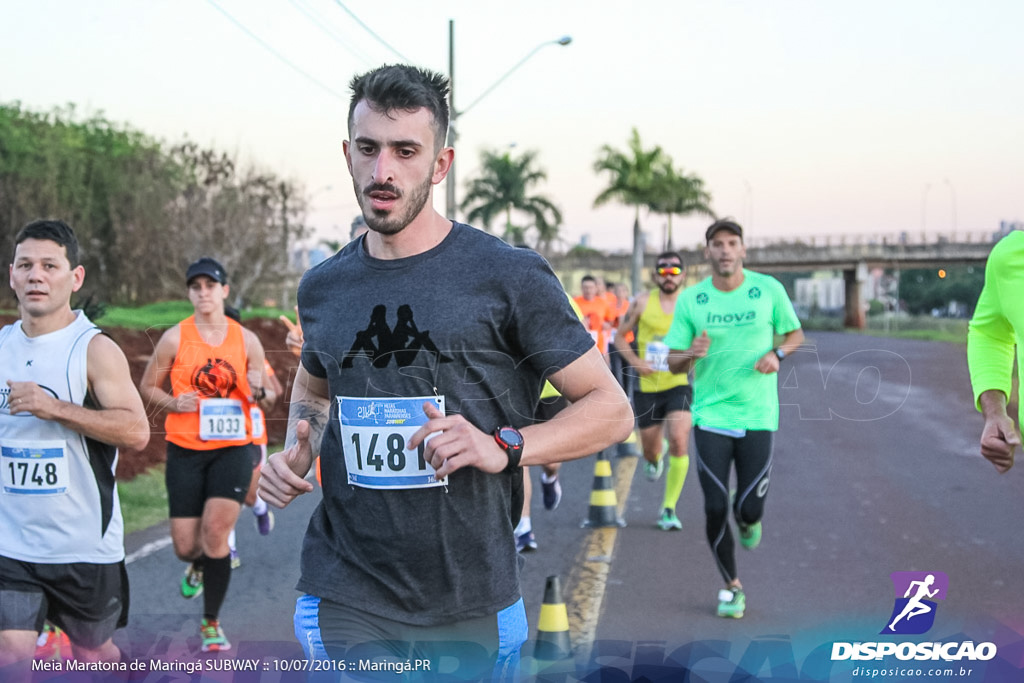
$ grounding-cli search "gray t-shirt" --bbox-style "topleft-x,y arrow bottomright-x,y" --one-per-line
296,222 -> 593,625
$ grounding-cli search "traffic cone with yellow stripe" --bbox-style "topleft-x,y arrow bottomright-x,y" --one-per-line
582,452 -> 625,528
534,575 -> 572,662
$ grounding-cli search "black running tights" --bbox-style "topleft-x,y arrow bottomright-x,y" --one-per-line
693,427 -> 774,584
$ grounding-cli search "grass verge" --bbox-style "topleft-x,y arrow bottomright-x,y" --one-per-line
117,465 -> 168,535
802,315 -> 969,344
95,302 -> 293,330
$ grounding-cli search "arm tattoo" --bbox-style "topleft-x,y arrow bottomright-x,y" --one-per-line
284,394 -> 331,456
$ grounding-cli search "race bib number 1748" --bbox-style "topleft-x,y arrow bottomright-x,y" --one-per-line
1,441 -> 70,496
338,396 -> 447,490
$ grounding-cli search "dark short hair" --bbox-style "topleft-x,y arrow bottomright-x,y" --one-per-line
655,251 -> 684,268
13,219 -> 81,267
705,218 -> 743,243
581,274 -> 597,284
348,65 -> 450,151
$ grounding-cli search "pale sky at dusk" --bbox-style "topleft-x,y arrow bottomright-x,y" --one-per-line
3,0 -> 1022,252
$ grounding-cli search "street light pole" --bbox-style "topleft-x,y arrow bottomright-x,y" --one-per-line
446,19 -> 457,220
943,177 -> 958,235
445,20 -> 571,220
921,182 -> 931,237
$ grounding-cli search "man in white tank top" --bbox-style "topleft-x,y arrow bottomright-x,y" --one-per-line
0,220 -> 149,679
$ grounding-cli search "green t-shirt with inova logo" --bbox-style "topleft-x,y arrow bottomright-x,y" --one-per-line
664,269 -> 801,431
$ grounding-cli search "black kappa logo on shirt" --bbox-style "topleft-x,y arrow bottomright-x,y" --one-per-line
342,304 -> 453,369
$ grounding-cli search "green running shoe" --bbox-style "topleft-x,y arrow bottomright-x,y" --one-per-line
180,563 -> 203,599
717,588 -> 746,618
657,508 -> 682,531
200,618 -> 231,652
739,521 -> 762,550
643,457 -> 664,482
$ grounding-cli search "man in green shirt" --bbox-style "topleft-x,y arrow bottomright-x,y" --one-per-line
968,229 -> 1024,473
665,218 -> 804,619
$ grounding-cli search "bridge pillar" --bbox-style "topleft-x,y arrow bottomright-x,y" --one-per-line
843,266 -> 866,329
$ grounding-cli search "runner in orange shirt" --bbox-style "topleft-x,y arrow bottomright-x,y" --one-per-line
574,275 -> 615,362
138,258 -> 276,652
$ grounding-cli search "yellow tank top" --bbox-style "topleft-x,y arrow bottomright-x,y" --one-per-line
637,292 -> 688,393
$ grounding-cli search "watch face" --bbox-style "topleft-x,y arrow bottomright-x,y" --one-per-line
499,427 -> 524,448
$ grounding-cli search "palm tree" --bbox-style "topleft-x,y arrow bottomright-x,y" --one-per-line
650,159 -> 716,250
460,149 -> 562,253
592,128 -> 668,293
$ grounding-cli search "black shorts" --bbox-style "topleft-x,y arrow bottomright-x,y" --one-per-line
165,442 -> 253,518
634,385 -> 692,429
0,555 -> 128,649
249,443 -> 264,469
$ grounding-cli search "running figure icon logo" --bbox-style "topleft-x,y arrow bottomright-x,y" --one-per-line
880,571 -> 948,635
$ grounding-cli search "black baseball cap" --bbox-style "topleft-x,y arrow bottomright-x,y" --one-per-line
186,257 -> 227,285
705,219 -> 743,242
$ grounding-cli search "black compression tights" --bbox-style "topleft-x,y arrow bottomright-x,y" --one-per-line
693,427 -> 774,584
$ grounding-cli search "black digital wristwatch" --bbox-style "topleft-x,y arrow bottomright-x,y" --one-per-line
494,426 -> 524,472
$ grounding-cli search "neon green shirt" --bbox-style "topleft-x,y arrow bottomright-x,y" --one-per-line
968,230 -> 1024,431
664,269 -> 801,431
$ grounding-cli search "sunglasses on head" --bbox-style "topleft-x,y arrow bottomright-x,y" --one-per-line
656,265 -> 682,276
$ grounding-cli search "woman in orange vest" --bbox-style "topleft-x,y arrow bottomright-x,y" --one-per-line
139,258 -> 276,653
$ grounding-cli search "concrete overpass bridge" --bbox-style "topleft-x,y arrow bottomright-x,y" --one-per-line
549,229 -> 1002,328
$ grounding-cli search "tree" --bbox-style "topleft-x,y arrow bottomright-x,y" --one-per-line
460,149 -> 562,253
0,103 -> 180,304
649,158 -> 715,250
0,103 -> 309,307
164,141 -> 309,306
592,128 -> 668,293
898,266 -> 984,316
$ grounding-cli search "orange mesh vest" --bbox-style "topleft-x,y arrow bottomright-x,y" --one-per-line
165,316 -> 254,450
249,359 -> 274,447
574,296 -> 612,353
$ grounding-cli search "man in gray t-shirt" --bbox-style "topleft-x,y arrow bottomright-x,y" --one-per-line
259,64 -> 633,679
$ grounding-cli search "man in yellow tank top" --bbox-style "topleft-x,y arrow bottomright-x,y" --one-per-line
613,252 -> 692,531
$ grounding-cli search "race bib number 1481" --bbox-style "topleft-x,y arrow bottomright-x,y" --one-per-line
338,396 -> 447,490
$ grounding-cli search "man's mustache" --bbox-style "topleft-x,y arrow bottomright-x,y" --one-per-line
363,183 -> 402,197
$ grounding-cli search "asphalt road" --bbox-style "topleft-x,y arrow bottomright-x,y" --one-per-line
113,332 -> 1024,681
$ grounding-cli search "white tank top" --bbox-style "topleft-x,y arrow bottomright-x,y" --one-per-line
0,311 -> 125,563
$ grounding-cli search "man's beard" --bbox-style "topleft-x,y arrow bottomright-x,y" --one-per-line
355,175 -> 433,236
657,278 -> 680,294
